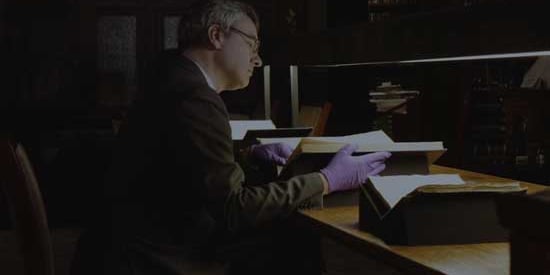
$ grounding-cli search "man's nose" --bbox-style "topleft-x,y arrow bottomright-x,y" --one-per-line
252,54 -> 262,67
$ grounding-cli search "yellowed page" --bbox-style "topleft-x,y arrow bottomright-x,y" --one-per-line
368,174 -> 464,209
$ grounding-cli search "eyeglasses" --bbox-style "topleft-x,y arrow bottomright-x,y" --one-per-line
229,26 -> 260,53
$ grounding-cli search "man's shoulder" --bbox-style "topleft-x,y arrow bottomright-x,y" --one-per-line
142,51 -> 226,111
149,50 -> 206,88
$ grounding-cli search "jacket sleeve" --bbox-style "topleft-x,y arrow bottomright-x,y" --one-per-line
175,93 -> 324,233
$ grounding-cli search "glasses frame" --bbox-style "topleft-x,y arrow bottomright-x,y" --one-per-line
229,26 -> 260,53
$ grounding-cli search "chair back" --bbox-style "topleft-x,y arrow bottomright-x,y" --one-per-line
0,138 -> 55,275
298,102 -> 333,136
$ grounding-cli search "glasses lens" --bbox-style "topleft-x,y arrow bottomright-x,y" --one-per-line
231,27 -> 259,53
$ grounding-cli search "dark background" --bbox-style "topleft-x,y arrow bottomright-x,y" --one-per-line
1,0 -> 549,228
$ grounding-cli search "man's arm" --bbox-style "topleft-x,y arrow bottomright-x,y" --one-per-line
175,93 -> 324,232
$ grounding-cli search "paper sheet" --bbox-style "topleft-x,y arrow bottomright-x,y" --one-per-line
368,174 -> 464,208
229,120 -> 275,140
258,130 -> 394,151
307,130 -> 394,144
258,137 -> 303,150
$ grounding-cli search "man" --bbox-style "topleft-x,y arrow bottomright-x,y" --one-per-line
71,1 -> 391,274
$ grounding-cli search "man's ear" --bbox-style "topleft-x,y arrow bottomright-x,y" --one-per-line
208,24 -> 225,50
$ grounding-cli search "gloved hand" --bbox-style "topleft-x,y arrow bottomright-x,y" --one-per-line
250,143 -> 294,166
320,144 -> 391,193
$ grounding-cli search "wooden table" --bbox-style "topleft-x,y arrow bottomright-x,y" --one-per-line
299,165 -> 547,275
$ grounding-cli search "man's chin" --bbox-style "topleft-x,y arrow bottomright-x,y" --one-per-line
227,79 -> 250,91
241,79 -> 250,89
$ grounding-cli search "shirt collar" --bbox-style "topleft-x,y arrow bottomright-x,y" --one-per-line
187,57 -> 216,91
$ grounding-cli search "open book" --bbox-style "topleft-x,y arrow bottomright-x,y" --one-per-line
260,130 -> 446,179
259,131 -> 396,179
291,139 -> 445,167
359,174 -> 528,245
363,174 -> 526,214
258,130 -> 394,150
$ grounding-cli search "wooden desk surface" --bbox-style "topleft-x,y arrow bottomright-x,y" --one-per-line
299,165 -> 547,275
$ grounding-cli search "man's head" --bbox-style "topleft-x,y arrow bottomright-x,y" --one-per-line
179,0 -> 262,91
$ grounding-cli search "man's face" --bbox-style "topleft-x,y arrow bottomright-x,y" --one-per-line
217,16 -> 262,91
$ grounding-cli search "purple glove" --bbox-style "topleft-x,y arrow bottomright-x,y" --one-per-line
320,144 -> 391,193
250,143 -> 293,166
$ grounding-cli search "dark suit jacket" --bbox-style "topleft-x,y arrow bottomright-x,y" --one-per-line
72,53 -> 324,275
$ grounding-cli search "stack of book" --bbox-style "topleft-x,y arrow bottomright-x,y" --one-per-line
369,82 -> 420,115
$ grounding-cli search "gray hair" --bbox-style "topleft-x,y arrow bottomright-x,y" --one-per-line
178,0 -> 259,51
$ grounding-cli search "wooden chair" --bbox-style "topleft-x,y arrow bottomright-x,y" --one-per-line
0,138 -> 55,275
297,102 -> 333,136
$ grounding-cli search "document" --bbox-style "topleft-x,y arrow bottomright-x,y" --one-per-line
368,174 -> 464,209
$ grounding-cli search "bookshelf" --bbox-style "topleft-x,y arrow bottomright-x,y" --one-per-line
465,57 -> 550,184
366,0 -> 422,22
338,0 -> 503,24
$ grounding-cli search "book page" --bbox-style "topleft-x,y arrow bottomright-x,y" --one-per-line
258,137 -> 303,150
229,120 -> 275,140
259,130 -> 393,151
417,181 -> 526,193
303,130 -> 394,145
368,174 -> 464,209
